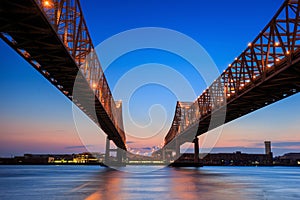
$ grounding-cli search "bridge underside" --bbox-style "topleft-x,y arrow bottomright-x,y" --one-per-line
0,0 -> 126,150
200,52 -> 300,134
164,0 -> 300,149
170,51 -> 300,147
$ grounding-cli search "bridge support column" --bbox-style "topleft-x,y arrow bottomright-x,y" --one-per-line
175,138 -> 180,158
105,137 -> 111,164
162,148 -> 166,163
105,137 -> 126,166
116,148 -> 123,163
193,136 -> 199,164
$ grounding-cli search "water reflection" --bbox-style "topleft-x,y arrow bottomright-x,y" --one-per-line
83,167 -> 247,200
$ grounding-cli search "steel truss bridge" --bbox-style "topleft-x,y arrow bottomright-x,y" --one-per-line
1,0 -> 300,165
0,0 -> 126,151
163,0 -> 300,162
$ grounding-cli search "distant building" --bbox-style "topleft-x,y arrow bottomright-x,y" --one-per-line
265,141 -> 271,155
0,157 -> 15,164
0,153 -> 104,164
72,152 -> 99,163
51,154 -> 75,163
274,153 -> 300,166
201,141 -> 273,166
202,151 -> 273,166
15,154 -> 50,164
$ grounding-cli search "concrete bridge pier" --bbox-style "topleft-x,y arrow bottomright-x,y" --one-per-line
105,137 -> 126,166
169,136 -> 201,167
105,136 -> 111,164
117,147 -> 127,163
175,138 -> 180,158
193,136 -> 200,164
162,148 -> 166,163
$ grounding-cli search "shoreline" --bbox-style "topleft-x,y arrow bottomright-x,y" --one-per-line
0,163 -> 108,166
0,163 -> 299,167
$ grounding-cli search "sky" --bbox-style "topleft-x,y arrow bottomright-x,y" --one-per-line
1,0 -> 300,157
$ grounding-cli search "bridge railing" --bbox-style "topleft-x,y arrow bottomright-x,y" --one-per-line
164,0 -> 300,146
36,0 -> 125,142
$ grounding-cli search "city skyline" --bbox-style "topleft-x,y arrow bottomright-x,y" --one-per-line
1,0 -> 300,157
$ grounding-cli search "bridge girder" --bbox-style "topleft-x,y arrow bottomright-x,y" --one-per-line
164,0 -> 300,147
0,0 -> 126,150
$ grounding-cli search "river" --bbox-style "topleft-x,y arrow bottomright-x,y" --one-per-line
0,165 -> 299,199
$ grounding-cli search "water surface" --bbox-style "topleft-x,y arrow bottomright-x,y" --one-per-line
0,165 -> 299,199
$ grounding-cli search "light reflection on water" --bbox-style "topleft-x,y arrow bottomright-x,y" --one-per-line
0,165 -> 299,200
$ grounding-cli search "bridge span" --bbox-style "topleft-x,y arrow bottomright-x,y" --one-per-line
162,0 -> 300,164
0,0 -> 126,152
1,0 -> 300,167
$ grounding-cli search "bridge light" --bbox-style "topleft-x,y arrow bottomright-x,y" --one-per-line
275,42 -> 280,46
248,42 -> 252,47
43,0 -> 52,8
276,58 -> 280,62
228,64 -> 231,67
92,83 -> 97,89
286,50 -> 290,55
267,64 -> 272,68
235,57 -> 238,61
253,75 -> 256,79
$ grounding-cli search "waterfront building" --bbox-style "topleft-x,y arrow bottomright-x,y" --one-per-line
274,153 -> 300,166
201,141 -> 273,166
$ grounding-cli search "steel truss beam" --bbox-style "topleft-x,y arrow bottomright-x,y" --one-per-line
165,0 -> 300,146
0,0 -> 126,150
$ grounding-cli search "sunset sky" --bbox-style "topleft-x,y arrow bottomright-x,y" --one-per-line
1,0 -> 300,157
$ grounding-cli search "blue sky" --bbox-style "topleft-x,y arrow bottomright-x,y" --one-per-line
1,0 -> 300,156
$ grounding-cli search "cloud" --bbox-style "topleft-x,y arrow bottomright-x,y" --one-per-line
209,147 -> 265,153
231,139 -> 262,143
129,147 -> 153,151
272,142 -> 300,148
64,145 -> 93,150
141,147 -> 152,150
209,146 -> 300,156
252,141 -> 300,148
182,146 -> 266,154
126,141 -> 135,144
